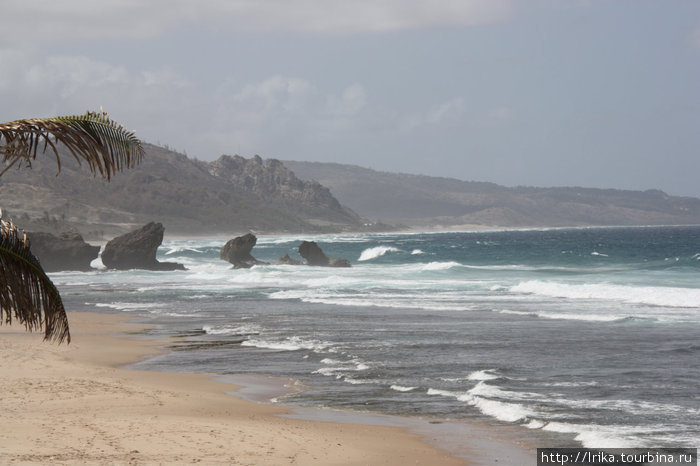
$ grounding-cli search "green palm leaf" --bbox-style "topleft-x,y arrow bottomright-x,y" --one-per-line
0,110 -> 144,343
0,110 -> 144,179
0,218 -> 70,343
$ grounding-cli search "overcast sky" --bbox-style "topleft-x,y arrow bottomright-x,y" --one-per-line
2,1 -> 699,197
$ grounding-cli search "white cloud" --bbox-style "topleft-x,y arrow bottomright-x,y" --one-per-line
326,84 -> 367,117
26,56 -> 130,99
0,49 -> 199,144
0,0 -> 194,43
0,47 -> 486,161
212,77 -> 371,149
0,0 -> 513,43
233,76 -> 315,116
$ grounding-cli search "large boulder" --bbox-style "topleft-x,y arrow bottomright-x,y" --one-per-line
298,241 -> 351,267
101,222 -> 185,271
220,233 -> 268,269
28,231 -> 100,272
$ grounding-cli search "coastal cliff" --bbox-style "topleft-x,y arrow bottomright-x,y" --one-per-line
208,154 -> 361,227
0,144 -> 366,238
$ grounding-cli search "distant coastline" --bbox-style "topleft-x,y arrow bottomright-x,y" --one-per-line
2,143 -> 699,240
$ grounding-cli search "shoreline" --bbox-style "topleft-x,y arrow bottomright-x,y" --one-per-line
218,373 -> 537,464
0,311 -> 534,465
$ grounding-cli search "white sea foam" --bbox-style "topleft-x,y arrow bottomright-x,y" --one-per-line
427,388 -> 461,398
511,280 -> 700,308
241,336 -> 331,352
542,422 -> 646,448
427,383 -> 536,423
469,396 -> 535,423
591,251 -> 609,257
524,419 -> 546,429
466,370 -> 499,381
314,359 -> 369,377
164,246 -> 203,255
320,358 -> 344,365
468,381 -> 543,401
344,377 -> 378,385
420,261 -> 462,271
411,249 -> 425,255
269,288 -> 474,312
93,302 -> 164,312
358,246 -> 401,261
550,397 -> 700,417
467,369 -> 500,381
439,376 -> 473,383
495,308 -> 634,322
543,381 -> 599,388
429,378 -> 683,439
202,324 -> 261,336
390,385 -> 417,392
90,256 -> 106,270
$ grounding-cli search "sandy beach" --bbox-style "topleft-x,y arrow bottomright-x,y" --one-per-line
0,312 -> 471,465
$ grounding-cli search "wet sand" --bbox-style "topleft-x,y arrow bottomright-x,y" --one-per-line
0,312 -> 467,465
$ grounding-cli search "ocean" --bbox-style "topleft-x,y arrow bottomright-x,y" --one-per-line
51,226 -> 700,449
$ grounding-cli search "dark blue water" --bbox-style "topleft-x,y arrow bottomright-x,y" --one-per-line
52,226 -> 700,448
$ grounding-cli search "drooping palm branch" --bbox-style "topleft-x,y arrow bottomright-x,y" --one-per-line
0,110 -> 144,343
0,217 -> 70,343
0,110 -> 144,179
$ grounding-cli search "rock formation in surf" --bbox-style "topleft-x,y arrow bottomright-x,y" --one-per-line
298,241 -> 351,267
220,233 -> 268,269
28,231 -> 100,272
101,222 -> 185,271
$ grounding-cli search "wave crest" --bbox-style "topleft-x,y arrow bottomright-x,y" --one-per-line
358,246 -> 401,261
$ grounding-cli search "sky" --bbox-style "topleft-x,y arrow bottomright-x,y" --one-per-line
1,0 -> 699,197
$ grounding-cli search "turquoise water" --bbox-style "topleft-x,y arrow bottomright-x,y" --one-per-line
52,226 -> 700,448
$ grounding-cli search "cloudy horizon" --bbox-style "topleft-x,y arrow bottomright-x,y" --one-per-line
2,0 -> 699,197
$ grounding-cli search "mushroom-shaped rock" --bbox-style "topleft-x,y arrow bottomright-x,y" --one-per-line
220,233 -> 268,269
101,222 -> 185,271
298,241 -> 351,267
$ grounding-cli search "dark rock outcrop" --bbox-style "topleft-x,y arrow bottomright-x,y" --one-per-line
298,241 -> 351,267
220,233 -> 268,269
101,222 -> 185,271
28,231 -> 100,272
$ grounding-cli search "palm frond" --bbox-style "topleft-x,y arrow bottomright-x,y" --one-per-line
0,110 -> 144,179
0,217 -> 70,343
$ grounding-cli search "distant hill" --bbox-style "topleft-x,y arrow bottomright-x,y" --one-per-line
0,144 -> 365,239
283,160 -> 700,228
4,144 -> 698,240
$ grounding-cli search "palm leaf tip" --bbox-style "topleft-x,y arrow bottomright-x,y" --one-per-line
0,109 -> 144,180
0,219 -> 70,343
